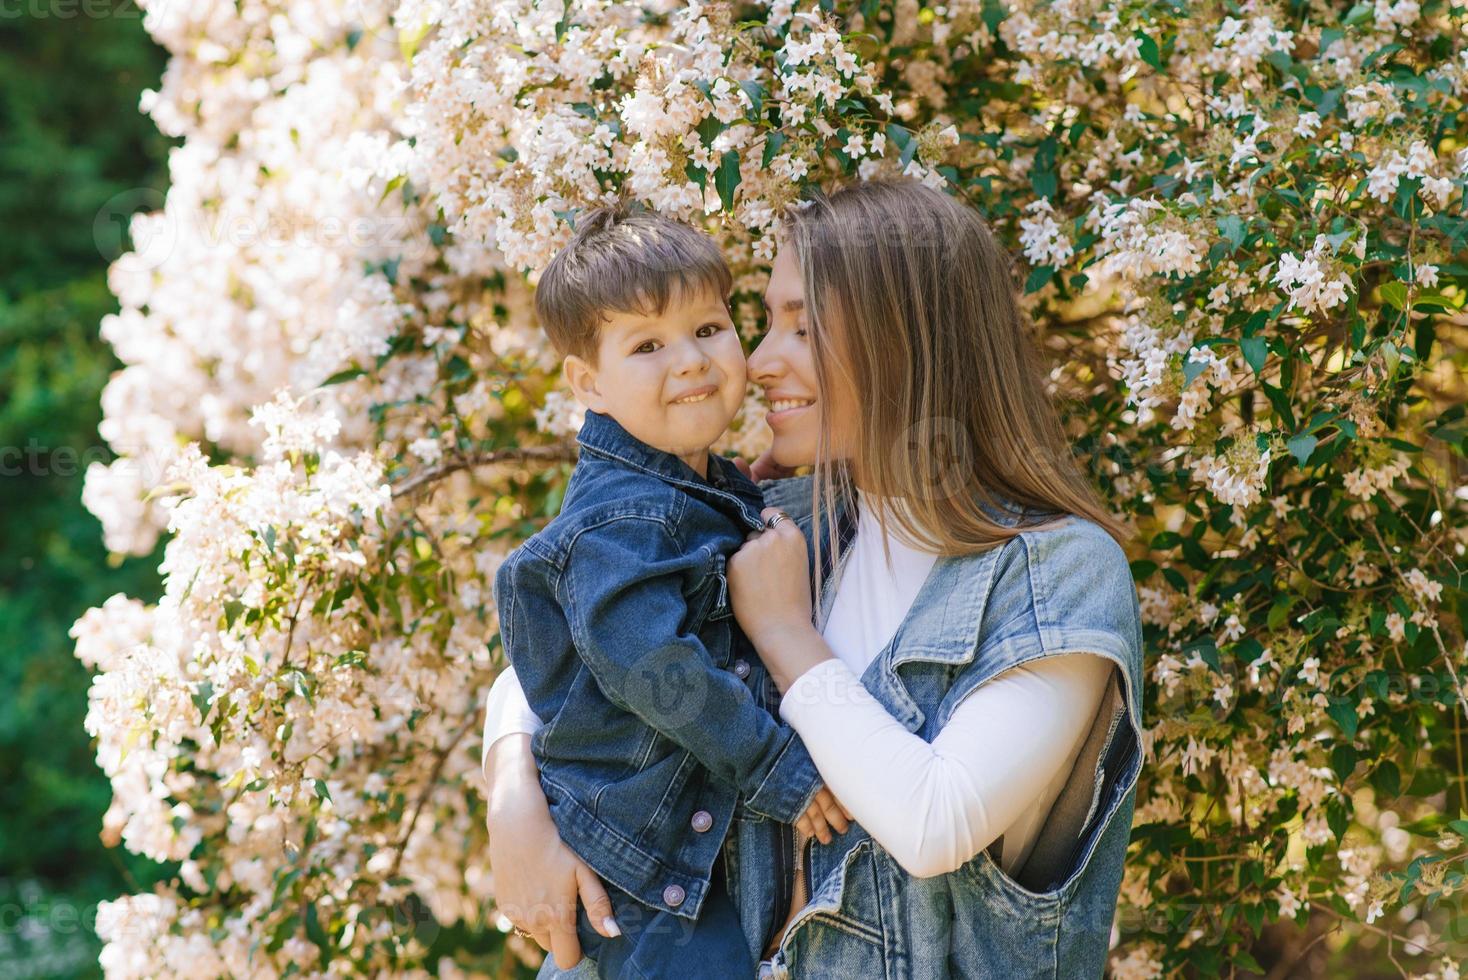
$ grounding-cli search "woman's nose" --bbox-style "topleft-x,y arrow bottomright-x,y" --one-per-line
747,335 -> 780,383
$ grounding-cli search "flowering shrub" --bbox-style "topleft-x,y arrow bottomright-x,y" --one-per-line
78,0 -> 1467,975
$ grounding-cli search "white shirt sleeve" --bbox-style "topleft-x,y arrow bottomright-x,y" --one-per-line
778,651 -> 1114,879
481,664 -> 546,772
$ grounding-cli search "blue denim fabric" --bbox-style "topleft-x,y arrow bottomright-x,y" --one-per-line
495,409 -> 824,928
554,857 -> 753,980
722,476 -> 1147,980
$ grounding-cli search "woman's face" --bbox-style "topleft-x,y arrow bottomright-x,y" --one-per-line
748,246 -> 858,469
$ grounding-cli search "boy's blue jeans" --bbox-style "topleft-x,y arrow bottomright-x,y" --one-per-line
539,859 -> 753,979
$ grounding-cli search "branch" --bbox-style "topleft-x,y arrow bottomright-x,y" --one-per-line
390,443 -> 578,499
388,715 -> 476,879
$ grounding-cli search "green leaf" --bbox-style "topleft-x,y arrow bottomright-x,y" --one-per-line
1326,697 -> 1359,740
1286,433 -> 1318,466
696,114 -> 722,147
1234,950 -> 1266,974
1240,336 -> 1268,375
715,150 -> 741,212
1030,137 -> 1057,199
1182,349 -> 1210,386
1136,31 -> 1161,70
320,365 -> 365,387
1379,281 -> 1409,310
762,132 -> 787,169
1185,637 -> 1221,672
1218,215 -> 1246,252
1267,595 -> 1297,630
738,79 -> 764,119
1326,796 -> 1350,843
1024,265 -> 1054,294
1371,760 -> 1401,798
1330,743 -> 1358,782
191,681 -> 214,722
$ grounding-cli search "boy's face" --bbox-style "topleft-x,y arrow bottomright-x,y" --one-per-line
563,285 -> 746,476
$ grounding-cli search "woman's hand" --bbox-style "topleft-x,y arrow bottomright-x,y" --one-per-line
484,734 -> 620,968
729,507 -> 833,692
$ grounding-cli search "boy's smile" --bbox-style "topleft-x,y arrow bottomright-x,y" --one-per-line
562,285 -> 747,478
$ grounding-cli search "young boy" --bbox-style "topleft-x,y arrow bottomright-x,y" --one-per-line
493,204 -> 842,978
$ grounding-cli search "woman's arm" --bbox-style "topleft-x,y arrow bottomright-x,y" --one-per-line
775,650 -> 1113,878
480,667 -> 620,968
481,664 -> 545,772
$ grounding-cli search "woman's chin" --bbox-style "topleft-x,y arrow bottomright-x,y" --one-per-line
769,439 -> 817,471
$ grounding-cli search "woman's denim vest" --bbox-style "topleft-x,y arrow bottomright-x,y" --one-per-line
538,474 -> 1145,979
731,477 -> 1146,979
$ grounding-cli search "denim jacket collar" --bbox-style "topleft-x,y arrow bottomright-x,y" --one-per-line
814,486 -> 1057,733
575,409 -> 767,530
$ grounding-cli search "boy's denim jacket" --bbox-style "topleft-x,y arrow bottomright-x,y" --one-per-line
493,409 -> 824,922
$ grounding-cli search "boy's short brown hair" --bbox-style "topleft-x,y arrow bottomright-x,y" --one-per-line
534,203 -> 733,364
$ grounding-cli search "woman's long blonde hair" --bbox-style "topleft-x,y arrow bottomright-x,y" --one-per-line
783,178 -> 1129,603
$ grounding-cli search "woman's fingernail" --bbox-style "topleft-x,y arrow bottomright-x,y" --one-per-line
603,916 -> 621,937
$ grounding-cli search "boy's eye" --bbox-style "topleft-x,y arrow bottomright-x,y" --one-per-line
633,340 -> 659,354
696,322 -> 723,337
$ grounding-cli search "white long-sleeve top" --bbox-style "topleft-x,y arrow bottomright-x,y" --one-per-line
481,489 -> 1114,880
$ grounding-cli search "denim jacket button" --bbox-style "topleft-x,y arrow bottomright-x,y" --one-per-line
690,809 -> 713,832
732,658 -> 750,678
662,884 -> 686,907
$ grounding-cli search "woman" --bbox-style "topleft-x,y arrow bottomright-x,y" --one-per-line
481,179 -> 1145,978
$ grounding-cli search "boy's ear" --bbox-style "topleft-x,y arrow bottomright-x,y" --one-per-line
562,354 -> 608,413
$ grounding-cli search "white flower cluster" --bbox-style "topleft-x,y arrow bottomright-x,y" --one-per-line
1018,198 -> 1075,268
1090,198 -> 1205,281
1272,243 -> 1352,315
1191,442 -> 1272,509
1342,454 -> 1410,500
1366,140 -> 1453,207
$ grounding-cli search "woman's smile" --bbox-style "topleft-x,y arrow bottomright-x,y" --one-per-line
766,393 -> 816,425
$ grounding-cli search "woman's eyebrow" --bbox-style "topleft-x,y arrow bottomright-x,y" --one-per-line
761,297 -> 805,314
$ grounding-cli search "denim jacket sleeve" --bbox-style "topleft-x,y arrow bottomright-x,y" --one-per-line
560,516 -> 824,823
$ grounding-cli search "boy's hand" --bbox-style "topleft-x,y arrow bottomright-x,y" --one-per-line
795,785 -> 853,845
750,449 -> 796,483
731,450 -> 796,483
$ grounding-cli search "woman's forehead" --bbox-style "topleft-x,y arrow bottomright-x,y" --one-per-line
762,248 -> 805,312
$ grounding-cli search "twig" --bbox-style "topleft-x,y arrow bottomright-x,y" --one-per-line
387,715 -> 476,879
1307,901 -> 1435,969
391,443 -> 578,498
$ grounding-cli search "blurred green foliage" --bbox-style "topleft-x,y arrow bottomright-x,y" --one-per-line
0,3 -> 175,974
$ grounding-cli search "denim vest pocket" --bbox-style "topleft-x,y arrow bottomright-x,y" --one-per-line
782,838 -> 888,949
1052,702 -> 1141,893
959,845 -> 1064,912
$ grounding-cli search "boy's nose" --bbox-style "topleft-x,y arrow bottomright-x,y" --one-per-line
673,341 -> 712,374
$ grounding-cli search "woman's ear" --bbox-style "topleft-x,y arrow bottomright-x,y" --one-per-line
562,354 -> 608,413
